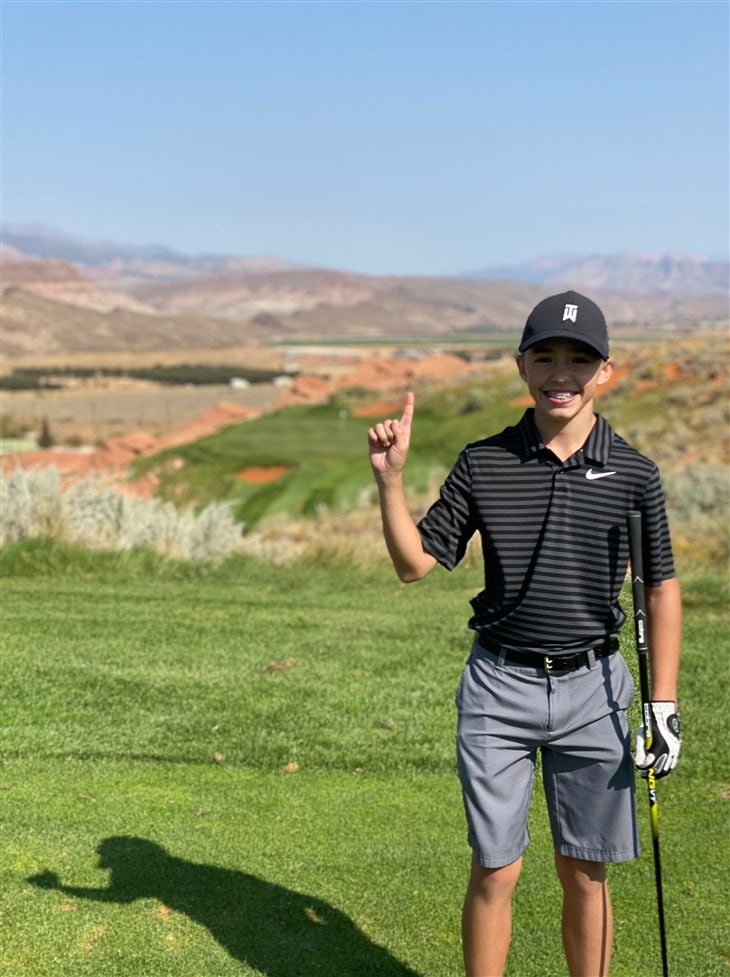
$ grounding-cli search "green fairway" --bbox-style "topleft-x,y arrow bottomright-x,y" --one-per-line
121,343 -> 729,576
1,545 -> 728,976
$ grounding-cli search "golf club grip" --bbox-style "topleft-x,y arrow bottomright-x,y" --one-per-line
627,510 -> 651,706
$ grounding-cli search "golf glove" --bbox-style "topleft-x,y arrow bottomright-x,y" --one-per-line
635,701 -> 681,779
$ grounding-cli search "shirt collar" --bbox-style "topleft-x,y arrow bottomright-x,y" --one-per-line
518,409 -> 614,465
583,413 -> 614,465
518,409 -> 545,458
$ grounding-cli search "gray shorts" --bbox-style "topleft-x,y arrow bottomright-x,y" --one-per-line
455,640 -> 639,868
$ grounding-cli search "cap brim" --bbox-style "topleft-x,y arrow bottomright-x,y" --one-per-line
518,330 -> 608,359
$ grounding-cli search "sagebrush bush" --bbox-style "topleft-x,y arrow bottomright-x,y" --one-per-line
0,468 -> 244,562
663,464 -> 730,562
1,460 -> 726,569
0,466 -> 66,542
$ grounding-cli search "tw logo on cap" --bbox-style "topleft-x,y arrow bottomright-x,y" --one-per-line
562,303 -> 578,323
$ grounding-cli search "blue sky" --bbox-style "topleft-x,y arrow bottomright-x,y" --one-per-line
2,0 -> 728,275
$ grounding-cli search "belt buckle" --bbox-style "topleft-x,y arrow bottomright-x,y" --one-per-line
544,656 -> 554,672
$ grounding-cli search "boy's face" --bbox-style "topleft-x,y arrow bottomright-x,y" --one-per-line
516,339 -> 613,424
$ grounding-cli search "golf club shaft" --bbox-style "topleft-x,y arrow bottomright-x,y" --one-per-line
627,510 -> 669,977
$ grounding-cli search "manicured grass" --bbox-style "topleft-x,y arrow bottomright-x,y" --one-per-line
1,543 -> 728,975
129,368 -> 536,524
132,403 -> 386,523
6,367 -> 725,569
127,347 -> 729,574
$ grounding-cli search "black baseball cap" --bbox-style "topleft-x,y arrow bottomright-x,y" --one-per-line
519,290 -> 609,359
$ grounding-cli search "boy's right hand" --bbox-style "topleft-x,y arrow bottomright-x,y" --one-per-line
27,870 -> 60,889
367,391 -> 414,477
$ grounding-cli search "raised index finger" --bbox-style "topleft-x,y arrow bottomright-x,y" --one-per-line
400,391 -> 415,429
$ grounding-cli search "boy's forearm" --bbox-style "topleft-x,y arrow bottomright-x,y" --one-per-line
375,473 -> 436,582
646,577 -> 682,703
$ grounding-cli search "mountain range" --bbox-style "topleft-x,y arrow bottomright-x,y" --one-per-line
4,223 -> 729,293
1,224 -> 727,362
466,252 -> 729,294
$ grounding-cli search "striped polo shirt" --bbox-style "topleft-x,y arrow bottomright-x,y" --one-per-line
417,409 -> 675,654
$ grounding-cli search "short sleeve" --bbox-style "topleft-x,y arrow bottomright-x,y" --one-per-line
417,450 -> 477,571
640,466 -> 676,586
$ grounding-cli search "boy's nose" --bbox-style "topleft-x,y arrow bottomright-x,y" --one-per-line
549,362 -> 571,379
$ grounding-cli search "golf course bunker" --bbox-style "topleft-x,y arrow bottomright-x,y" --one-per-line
236,466 -> 292,484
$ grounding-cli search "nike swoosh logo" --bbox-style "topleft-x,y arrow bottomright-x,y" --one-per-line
585,468 -> 617,480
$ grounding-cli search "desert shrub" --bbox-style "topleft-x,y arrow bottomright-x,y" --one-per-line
0,467 -> 66,542
459,393 -> 487,414
447,348 -> 473,363
0,413 -> 26,438
664,464 -> 730,562
0,468 -> 244,562
176,501 -> 249,562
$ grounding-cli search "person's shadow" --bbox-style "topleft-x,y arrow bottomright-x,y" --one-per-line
28,836 -> 422,976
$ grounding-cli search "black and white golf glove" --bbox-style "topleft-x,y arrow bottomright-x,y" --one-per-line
635,701 -> 681,779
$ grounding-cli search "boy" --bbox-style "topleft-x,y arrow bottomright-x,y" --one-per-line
367,291 -> 681,977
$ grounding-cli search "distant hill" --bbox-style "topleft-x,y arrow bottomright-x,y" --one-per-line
0,288 -> 277,359
0,224 -> 299,288
0,257 -> 161,313
467,252 -> 729,294
4,224 -> 729,294
1,225 -> 727,362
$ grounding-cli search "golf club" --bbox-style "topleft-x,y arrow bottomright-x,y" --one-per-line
627,509 -> 669,977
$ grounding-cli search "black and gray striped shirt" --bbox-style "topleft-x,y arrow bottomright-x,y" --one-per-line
417,409 -> 675,653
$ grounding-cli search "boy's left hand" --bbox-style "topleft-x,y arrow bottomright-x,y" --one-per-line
635,701 -> 681,779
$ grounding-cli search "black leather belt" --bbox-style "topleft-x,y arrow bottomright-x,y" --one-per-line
475,634 -> 619,673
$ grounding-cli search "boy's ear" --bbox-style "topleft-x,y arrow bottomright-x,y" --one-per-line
515,354 -> 527,381
597,358 -> 614,386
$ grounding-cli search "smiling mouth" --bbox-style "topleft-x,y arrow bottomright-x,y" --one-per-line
544,390 -> 578,403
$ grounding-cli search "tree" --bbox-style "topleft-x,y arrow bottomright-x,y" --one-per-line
38,417 -> 55,449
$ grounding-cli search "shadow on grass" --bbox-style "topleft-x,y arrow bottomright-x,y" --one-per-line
28,836 -> 421,976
